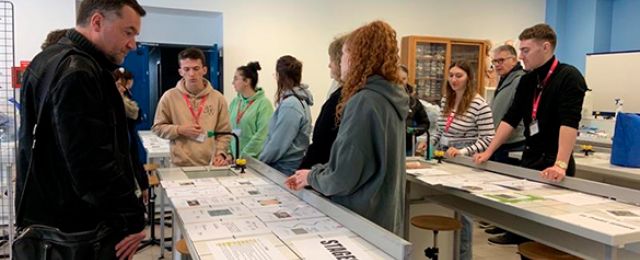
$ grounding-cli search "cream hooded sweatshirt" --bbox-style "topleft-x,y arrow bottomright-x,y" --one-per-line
152,79 -> 231,166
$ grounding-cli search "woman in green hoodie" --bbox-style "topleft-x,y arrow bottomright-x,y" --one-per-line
229,62 -> 274,158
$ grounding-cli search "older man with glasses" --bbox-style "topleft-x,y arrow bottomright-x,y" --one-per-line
489,44 -> 527,165
481,44 -> 528,244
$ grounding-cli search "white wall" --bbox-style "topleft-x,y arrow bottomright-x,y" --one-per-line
585,52 -> 640,113
137,6 -> 222,46
14,0 -> 75,64
15,0 -> 546,120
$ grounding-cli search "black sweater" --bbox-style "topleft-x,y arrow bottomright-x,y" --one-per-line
502,56 -> 587,175
406,87 -> 430,150
298,87 -> 342,169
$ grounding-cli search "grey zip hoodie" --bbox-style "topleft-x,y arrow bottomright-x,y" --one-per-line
307,75 -> 409,236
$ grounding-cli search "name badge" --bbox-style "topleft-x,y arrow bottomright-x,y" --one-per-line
439,136 -> 450,147
195,133 -> 206,143
529,121 -> 540,136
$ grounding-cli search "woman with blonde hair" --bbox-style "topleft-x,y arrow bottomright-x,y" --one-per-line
285,20 -> 409,235
298,34 -> 348,169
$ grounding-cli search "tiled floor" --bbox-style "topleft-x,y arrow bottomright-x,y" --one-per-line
472,223 -> 520,260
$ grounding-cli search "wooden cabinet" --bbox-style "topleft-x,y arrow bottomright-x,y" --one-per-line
401,36 -> 491,103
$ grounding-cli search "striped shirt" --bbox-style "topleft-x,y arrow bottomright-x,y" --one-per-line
432,95 -> 495,156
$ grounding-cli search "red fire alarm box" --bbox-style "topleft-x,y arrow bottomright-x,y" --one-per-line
12,60 -> 30,88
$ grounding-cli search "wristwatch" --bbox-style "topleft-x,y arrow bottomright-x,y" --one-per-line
555,160 -> 568,170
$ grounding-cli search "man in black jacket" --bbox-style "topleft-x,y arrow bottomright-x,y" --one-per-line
475,24 -> 587,182
17,0 -> 147,258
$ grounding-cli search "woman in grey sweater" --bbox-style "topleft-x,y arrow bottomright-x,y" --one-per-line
285,20 -> 409,236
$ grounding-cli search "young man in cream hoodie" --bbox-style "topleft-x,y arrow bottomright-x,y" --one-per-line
152,48 -> 231,166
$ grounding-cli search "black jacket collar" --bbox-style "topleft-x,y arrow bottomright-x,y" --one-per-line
66,29 -> 120,72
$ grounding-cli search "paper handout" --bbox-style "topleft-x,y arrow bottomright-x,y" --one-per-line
178,204 -> 253,223
206,236 -> 288,260
185,217 -> 271,241
481,192 -> 544,204
544,192 -> 610,206
555,212 -> 640,236
253,204 -> 325,222
170,196 -> 239,209
290,235 -> 374,260
267,217 -> 347,239
240,193 -> 302,208
227,184 -> 288,197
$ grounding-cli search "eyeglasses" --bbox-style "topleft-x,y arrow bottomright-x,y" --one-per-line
491,56 -> 515,65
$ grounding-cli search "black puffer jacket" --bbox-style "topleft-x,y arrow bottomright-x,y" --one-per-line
17,29 -> 145,236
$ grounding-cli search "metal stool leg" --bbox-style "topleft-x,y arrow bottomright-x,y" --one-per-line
137,186 -> 161,251
424,230 -> 440,260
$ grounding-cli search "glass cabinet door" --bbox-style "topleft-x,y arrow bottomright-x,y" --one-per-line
414,42 -> 446,102
451,43 -> 482,89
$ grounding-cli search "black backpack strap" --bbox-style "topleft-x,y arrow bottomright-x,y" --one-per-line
284,93 -> 306,111
15,48 -> 79,228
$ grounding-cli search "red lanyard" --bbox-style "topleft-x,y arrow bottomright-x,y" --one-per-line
444,112 -> 455,133
182,94 -> 207,124
235,100 -> 255,125
532,58 -> 559,120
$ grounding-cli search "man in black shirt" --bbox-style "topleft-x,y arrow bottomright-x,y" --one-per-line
475,23 -> 587,182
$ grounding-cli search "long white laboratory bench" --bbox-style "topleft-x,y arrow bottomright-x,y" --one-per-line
407,156 -> 640,260
156,157 -> 411,260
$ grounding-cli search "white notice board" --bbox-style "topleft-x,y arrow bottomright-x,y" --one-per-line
585,51 -> 640,113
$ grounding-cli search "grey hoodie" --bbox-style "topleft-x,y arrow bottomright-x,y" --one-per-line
307,75 -> 409,236
259,84 -> 313,175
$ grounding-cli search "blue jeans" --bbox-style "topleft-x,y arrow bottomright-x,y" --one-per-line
460,215 -> 473,260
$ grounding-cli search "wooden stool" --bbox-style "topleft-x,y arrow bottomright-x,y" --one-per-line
518,241 -> 582,260
411,215 -> 462,260
176,239 -> 191,259
148,175 -> 160,187
144,163 -> 159,172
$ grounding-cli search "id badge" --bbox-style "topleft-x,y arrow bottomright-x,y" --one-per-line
440,136 -> 450,146
529,121 -> 540,136
232,128 -> 242,137
195,133 -> 206,143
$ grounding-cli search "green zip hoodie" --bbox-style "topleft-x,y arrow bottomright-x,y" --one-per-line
229,88 -> 274,158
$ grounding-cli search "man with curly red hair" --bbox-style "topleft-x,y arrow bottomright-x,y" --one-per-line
285,20 -> 409,236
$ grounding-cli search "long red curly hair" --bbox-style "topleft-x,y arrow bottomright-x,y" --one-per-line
336,20 -> 401,122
